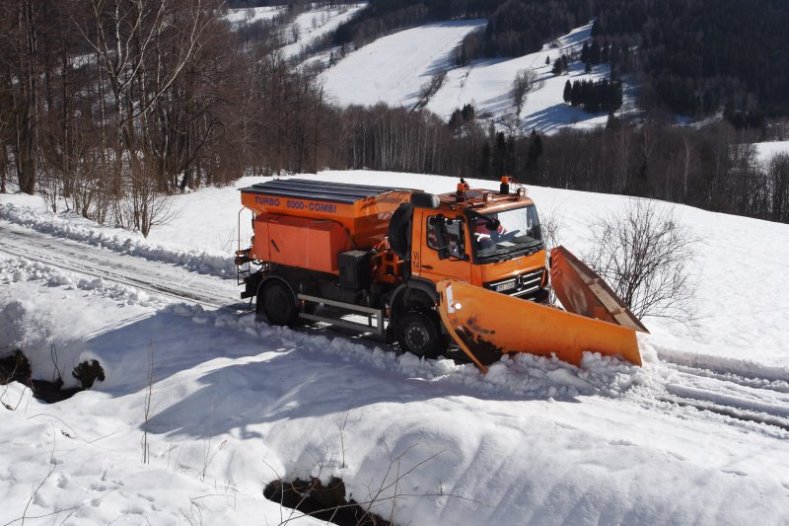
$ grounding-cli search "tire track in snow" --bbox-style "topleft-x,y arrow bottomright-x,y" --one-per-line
662,361 -> 789,394
643,361 -> 789,433
0,222 -> 242,311
657,393 -> 789,432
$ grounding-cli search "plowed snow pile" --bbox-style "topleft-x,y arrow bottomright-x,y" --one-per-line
1,170 -> 789,525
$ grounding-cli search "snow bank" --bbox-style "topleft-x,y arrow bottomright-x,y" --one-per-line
0,254 -> 159,387
0,396 -> 323,525
0,202 -> 236,277
168,303 -> 646,401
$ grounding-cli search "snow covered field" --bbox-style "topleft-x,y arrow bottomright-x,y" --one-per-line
320,22 -> 633,134
280,4 -> 366,59
320,20 -> 487,110
2,171 -> 789,525
224,6 -> 284,26
754,140 -> 789,166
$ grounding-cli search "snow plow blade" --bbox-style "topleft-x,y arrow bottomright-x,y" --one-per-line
436,279 -> 643,373
550,246 -> 649,333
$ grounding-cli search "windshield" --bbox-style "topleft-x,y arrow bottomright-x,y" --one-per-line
469,205 -> 543,262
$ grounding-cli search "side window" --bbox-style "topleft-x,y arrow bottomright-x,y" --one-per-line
426,216 -> 466,259
445,218 -> 466,259
426,216 -> 443,250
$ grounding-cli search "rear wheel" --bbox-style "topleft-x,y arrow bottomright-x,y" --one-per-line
258,281 -> 298,326
397,311 -> 447,359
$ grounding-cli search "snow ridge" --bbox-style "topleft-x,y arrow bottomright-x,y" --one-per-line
0,255 -> 157,308
0,203 -> 236,278
172,302 -> 645,401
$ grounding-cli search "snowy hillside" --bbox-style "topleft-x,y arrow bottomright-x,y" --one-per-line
754,140 -> 789,165
226,3 -> 366,60
2,172 -> 789,525
280,4 -> 366,59
225,5 -> 284,25
320,20 -> 486,110
320,22 -> 633,134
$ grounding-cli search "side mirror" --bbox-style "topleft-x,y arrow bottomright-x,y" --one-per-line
428,216 -> 450,258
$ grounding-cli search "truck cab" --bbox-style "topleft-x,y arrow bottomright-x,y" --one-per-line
409,188 -> 548,302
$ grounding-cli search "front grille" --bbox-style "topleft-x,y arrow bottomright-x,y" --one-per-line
485,269 -> 544,299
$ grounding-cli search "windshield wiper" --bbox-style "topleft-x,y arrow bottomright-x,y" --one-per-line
502,239 -> 543,257
476,239 -> 542,262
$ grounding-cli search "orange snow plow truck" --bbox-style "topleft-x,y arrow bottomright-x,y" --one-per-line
235,178 -> 647,371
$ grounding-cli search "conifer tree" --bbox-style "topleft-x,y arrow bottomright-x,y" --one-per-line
551,58 -> 563,76
590,41 -> 601,64
581,42 -> 590,63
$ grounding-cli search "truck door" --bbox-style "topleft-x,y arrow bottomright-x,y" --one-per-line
413,211 -> 472,283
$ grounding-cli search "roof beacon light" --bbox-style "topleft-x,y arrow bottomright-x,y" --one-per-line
500,176 -> 511,195
456,178 -> 469,202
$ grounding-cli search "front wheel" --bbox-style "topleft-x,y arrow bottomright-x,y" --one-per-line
258,281 -> 298,326
396,311 -> 447,359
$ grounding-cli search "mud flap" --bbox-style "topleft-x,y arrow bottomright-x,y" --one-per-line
437,279 -> 642,373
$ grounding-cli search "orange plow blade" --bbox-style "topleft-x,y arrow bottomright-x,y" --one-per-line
436,277 -> 643,373
550,246 -> 649,333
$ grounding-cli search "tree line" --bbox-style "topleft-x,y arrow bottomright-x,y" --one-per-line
2,0 -> 788,238
591,0 -> 789,126
562,79 -> 623,113
333,0 -> 789,128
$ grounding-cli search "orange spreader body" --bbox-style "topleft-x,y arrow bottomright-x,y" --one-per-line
241,183 -> 413,249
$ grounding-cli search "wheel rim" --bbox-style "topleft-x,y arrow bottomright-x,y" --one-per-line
265,285 -> 292,323
405,324 -> 430,354
269,288 -> 287,311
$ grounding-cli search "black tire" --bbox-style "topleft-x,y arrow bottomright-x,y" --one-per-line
397,311 -> 446,359
258,281 -> 298,326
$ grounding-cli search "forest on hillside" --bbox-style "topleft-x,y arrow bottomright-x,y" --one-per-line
332,0 -> 789,126
1,0 -> 788,237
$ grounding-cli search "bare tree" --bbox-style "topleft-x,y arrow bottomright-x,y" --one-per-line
585,199 -> 696,320
414,71 -> 446,111
65,0 -> 223,234
0,0 -> 44,194
511,68 -> 537,117
115,152 -> 173,237
769,153 -> 789,223
0,74 -> 9,193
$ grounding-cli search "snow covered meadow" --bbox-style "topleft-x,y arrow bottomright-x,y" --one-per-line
319,22 -> 633,134
2,170 -> 789,525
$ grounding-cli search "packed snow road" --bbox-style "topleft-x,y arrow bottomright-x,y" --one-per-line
0,221 -> 240,310
2,219 -> 788,437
